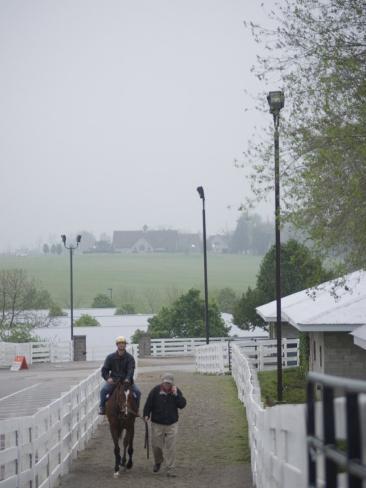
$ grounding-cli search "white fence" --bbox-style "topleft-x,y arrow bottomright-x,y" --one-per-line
0,342 -> 73,368
231,343 -> 307,488
0,368 -> 103,488
195,338 -> 299,374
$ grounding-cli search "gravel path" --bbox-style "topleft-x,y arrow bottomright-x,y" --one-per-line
57,369 -> 253,488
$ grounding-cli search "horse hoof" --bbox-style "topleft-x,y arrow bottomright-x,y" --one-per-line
113,471 -> 119,478
126,461 -> 133,470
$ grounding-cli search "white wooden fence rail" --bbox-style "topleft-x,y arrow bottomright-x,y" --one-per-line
195,338 -> 299,374
231,343 -> 307,488
0,368 -> 103,488
0,342 -> 73,368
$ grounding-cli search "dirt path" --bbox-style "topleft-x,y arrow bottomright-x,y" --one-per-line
57,370 -> 253,488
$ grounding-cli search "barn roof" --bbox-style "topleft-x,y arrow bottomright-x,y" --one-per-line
256,270 -> 366,332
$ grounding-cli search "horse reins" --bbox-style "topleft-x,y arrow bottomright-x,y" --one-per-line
144,420 -> 149,459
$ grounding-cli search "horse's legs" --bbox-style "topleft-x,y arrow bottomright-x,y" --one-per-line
126,423 -> 135,469
109,423 -> 122,475
121,429 -> 127,467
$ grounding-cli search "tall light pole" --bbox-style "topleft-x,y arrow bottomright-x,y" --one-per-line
197,186 -> 210,344
108,288 -> 113,301
267,90 -> 285,402
61,234 -> 82,341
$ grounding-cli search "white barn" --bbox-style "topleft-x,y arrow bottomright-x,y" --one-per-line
256,270 -> 366,380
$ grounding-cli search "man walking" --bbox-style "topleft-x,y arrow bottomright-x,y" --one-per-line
143,373 -> 186,477
99,336 -> 141,415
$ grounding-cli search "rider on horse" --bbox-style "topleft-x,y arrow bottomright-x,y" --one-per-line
99,336 -> 141,415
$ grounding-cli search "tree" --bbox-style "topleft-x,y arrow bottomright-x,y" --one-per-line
147,288 -> 230,338
233,240 -> 332,330
115,304 -> 136,315
131,328 -> 148,343
244,0 -> 366,268
43,244 -> 49,254
212,287 -> 238,314
91,293 -> 115,308
229,214 -> 273,254
0,269 -> 54,338
75,314 -> 100,327
48,304 -> 66,317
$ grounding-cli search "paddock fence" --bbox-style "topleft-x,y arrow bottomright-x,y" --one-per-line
0,342 -> 73,368
0,368 -> 103,488
195,338 -> 299,374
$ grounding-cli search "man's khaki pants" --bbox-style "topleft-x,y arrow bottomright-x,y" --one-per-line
151,422 -> 178,471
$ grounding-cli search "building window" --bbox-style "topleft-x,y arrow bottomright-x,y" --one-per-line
313,340 -> 316,361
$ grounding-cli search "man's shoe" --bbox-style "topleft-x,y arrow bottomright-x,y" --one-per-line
153,463 -> 161,473
167,471 -> 177,478
99,407 -> 106,415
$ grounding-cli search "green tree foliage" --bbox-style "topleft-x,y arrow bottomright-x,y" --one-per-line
48,304 -> 66,317
115,304 -> 136,315
43,244 -> 49,254
91,293 -> 115,308
131,328 -> 148,343
75,314 -> 100,327
0,269 -> 52,327
233,240 -> 332,330
0,323 -> 41,343
147,288 -> 230,338
230,214 -> 273,255
211,287 -> 239,314
244,0 -> 366,268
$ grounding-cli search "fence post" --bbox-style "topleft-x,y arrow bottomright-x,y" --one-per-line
228,340 -> 232,373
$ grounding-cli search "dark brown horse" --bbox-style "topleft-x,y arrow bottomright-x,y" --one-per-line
106,380 -> 139,476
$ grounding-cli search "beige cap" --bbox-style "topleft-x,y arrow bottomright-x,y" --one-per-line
161,373 -> 174,384
115,336 -> 127,344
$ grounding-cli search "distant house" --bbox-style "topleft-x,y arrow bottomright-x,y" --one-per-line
209,235 -> 229,253
256,270 -> 366,380
113,230 -> 201,253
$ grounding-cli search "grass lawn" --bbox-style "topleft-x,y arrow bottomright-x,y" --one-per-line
257,367 -> 307,406
0,253 -> 262,309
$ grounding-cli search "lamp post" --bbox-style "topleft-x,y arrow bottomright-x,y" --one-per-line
267,90 -> 285,402
108,288 -> 113,301
61,234 -> 82,341
197,186 -> 210,344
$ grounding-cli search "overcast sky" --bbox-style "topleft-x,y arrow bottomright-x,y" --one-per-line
0,0 -> 278,251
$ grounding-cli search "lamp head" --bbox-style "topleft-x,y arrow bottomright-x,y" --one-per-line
61,234 -> 66,245
76,235 -> 82,244
196,186 -> 205,200
267,91 -> 285,116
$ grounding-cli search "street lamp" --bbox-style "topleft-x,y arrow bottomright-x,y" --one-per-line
267,90 -> 285,402
61,234 -> 82,341
108,288 -> 113,301
196,186 -> 210,344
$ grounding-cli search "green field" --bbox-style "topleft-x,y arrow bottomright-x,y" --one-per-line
0,253 -> 262,310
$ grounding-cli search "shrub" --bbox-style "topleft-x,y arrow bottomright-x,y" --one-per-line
48,304 -> 66,317
75,314 -> 100,327
91,293 -> 115,308
115,304 -> 136,315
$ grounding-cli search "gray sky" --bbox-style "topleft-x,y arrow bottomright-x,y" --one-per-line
0,0 -> 277,251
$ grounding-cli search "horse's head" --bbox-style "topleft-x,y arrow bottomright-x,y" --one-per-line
114,382 -> 137,419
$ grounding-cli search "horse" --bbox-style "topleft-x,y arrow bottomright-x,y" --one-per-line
105,380 -> 139,477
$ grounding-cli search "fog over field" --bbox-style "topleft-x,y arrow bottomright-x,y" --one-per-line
0,0 -> 277,252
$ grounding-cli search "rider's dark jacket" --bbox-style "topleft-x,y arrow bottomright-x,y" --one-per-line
143,385 -> 186,425
101,350 -> 135,383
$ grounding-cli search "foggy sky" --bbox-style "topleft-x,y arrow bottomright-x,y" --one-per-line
0,0 -> 277,251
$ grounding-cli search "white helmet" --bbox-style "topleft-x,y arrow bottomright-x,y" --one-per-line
115,336 -> 127,344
